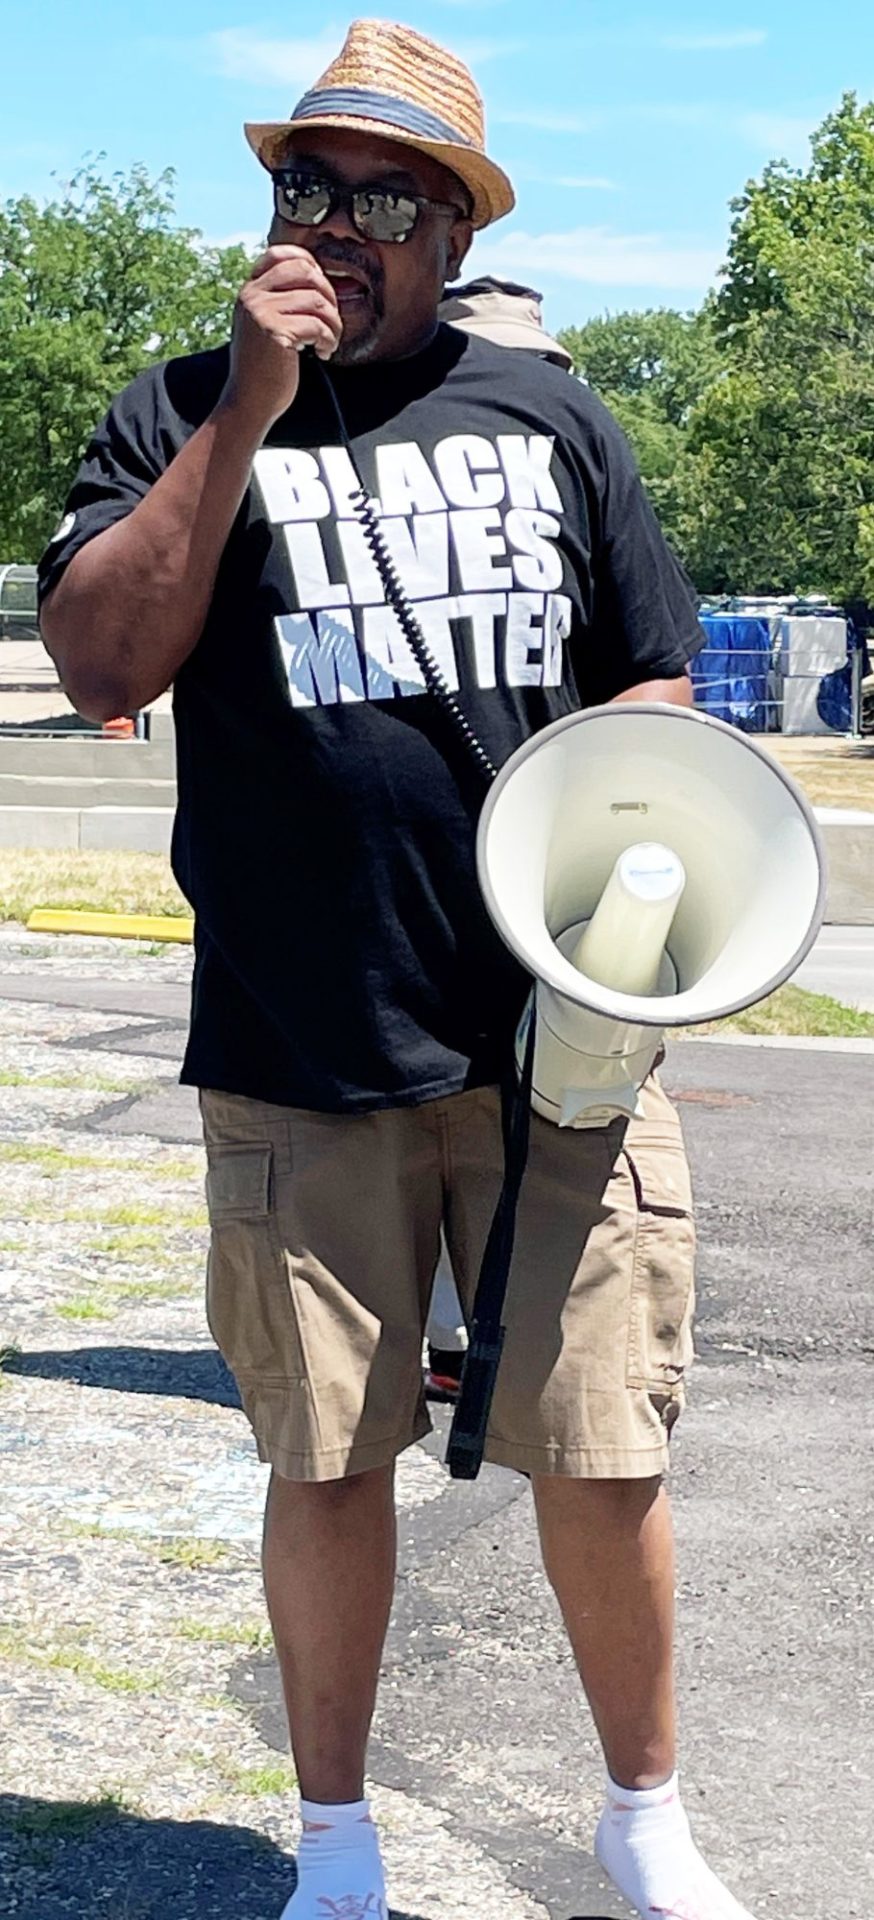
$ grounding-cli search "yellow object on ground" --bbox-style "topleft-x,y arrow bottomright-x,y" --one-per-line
27,909 -> 193,944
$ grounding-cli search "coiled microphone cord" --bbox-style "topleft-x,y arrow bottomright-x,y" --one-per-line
315,361 -> 498,785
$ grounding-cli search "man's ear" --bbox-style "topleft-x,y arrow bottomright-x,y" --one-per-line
446,220 -> 473,282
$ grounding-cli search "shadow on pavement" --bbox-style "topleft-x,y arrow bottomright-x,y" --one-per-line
0,1794 -> 430,1920
4,1346 -> 240,1407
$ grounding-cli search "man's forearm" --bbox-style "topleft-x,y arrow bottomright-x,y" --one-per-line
40,399 -> 266,722
610,671 -> 694,708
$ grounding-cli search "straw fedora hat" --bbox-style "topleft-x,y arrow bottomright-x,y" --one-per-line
244,18 -> 515,231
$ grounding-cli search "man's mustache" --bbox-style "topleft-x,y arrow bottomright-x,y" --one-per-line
311,240 -> 385,298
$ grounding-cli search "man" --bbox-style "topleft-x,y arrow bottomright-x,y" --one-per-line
38,21 -> 757,1920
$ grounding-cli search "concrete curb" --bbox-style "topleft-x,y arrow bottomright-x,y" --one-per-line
682,1031 -> 874,1052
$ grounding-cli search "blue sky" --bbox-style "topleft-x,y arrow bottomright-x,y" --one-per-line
3,1 -> 872,332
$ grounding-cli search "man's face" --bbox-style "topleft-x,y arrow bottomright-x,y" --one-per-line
268,127 -> 473,364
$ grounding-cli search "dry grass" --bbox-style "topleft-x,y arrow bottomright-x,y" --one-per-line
0,849 -> 187,922
759,737 -> 874,812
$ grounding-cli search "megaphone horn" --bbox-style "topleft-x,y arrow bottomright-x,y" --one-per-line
477,703 -> 827,1129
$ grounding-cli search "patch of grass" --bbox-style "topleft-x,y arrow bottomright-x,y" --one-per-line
50,1649 -> 162,1695
177,1619 -> 273,1651
223,1762 -> 296,1797
89,1229 -> 169,1260
760,738 -> 874,814
156,1537 -> 230,1570
689,983 -> 874,1039
56,1296 -> 111,1322
0,1142 -> 119,1174
92,1203 -> 207,1229
0,1142 -> 202,1182
97,1205 -> 167,1227
57,1522 -> 233,1570
0,1069 -> 141,1094
0,1235 -> 27,1253
20,1199 -> 205,1229
108,1278 -> 187,1304
153,1159 -> 204,1184
0,1631 -> 160,1696
0,848 -> 187,924
7,1793 -> 131,1839
59,1521 -> 144,1549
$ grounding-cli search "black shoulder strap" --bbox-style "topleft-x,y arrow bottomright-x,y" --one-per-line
446,1004 -> 536,1480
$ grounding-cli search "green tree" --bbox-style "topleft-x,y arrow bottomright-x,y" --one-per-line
559,307 -> 717,425
557,307 -> 719,545
682,94 -> 874,597
0,161 -> 254,561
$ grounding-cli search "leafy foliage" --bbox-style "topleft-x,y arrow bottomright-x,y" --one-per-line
558,95 -> 874,599
0,160 -> 253,559
5,111 -> 874,599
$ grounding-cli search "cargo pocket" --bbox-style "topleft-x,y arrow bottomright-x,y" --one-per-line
624,1139 -> 696,1399
204,1143 -> 305,1385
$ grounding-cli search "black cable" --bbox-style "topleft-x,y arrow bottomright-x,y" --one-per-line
314,361 -> 498,784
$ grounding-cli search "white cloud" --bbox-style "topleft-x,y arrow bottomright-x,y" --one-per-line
661,29 -> 767,51
472,224 -> 723,291
516,169 -> 619,191
736,111 -> 815,155
207,29 -> 342,88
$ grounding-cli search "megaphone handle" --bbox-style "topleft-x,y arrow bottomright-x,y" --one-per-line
447,1005 -> 536,1481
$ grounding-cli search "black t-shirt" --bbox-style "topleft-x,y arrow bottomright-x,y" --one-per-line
38,327 -> 703,1112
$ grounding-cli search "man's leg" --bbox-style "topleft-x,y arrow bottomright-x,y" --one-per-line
533,1471 -> 755,1915
532,1473 -> 675,1790
446,1084 -> 756,1916
260,1464 -> 396,1917
201,1089 -> 442,1917
263,1464 -> 396,1803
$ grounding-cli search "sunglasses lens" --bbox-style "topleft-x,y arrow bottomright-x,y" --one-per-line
354,190 -> 419,242
274,172 -> 333,225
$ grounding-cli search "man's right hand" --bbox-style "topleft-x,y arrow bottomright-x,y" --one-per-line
220,246 -> 343,436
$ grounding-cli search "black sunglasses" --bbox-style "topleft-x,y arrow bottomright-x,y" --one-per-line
272,168 -> 464,244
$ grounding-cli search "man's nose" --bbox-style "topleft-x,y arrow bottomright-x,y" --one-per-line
318,196 -> 360,242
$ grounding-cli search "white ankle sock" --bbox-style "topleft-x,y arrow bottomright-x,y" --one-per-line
280,1798 -> 388,1920
595,1773 -> 757,1919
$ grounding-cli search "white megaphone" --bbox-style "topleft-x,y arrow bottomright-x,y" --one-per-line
477,704 -> 826,1128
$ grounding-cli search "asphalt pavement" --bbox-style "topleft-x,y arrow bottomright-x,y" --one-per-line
792,924 -> 874,1010
1,930 -> 872,1920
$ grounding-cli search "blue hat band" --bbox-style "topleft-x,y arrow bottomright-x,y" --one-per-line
289,86 -> 474,149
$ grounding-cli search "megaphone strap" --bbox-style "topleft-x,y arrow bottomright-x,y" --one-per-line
446,1004 -> 536,1481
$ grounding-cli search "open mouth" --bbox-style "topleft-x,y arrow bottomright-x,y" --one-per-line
322,263 -> 373,306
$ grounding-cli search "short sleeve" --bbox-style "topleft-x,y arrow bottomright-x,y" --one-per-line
570,404 -> 705,703
37,368 -> 169,607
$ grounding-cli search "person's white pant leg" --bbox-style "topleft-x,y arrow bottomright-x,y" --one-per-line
426,1247 -> 467,1353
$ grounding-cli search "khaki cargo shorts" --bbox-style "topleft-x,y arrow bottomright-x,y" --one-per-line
200,1075 -> 695,1483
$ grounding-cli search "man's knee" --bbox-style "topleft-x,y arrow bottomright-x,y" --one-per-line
266,1461 -> 394,1515
532,1472 -> 666,1526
